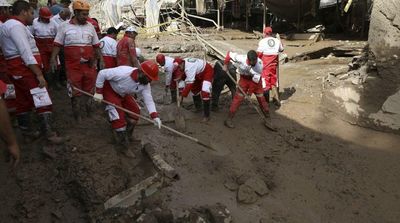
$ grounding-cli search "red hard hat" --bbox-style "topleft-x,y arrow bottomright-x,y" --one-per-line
263,27 -> 273,35
173,57 -> 184,66
141,60 -> 159,81
156,54 -> 165,65
39,7 -> 52,19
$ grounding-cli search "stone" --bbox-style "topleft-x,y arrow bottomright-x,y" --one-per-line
237,184 -> 259,204
224,180 -> 239,191
136,213 -> 158,223
244,177 -> 269,196
204,203 -> 232,223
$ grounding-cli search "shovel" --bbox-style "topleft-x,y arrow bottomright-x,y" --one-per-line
174,81 -> 186,131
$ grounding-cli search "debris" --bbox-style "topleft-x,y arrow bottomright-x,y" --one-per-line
244,177 -> 269,196
42,146 -> 57,159
237,184 -> 259,204
223,180 -> 239,191
142,143 -> 179,180
104,173 -> 164,210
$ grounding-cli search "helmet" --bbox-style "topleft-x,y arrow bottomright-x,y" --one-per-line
0,0 -> 11,7
141,61 -> 159,81
126,26 -> 138,33
72,0 -> 90,11
156,54 -> 165,65
173,57 -> 184,66
135,48 -> 142,57
263,27 -> 272,36
39,7 -> 52,19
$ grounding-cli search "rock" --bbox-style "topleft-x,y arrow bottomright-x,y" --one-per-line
244,177 -> 269,196
338,73 -> 350,80
237,184 -> 259,204
204,203 -> 232,223
224,180 -> 239,191
136,213 -> 158,223
236,173 -> 251,185
152,208 -> 174,223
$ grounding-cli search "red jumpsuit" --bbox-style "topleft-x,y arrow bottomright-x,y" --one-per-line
116,34 -> 137,67
53,19 -> 100,97
257,36 -> 284,91
180,58 -> 214,100
0,18 -> 51,115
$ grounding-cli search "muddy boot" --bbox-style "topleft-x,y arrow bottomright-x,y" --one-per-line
192,95 -> 202,113
39,113 -> 66,144
71,97 -> 82,123
224,112 -> 235,128
17,113 -> 40,141
115,130 -> 135,158
170,89 -> 177,103
271,87 -> 281,108
126,123 -> 141,143
202,100 -> 211,122
84,97 -> 95,118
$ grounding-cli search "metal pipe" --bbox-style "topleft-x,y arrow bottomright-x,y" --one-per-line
186,13 -> 219,29
217,8 -> 220,30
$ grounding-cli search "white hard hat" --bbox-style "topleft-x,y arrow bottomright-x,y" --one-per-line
126,26 -> 137,33
135,48 -> 141,57
0,0 -> 11,7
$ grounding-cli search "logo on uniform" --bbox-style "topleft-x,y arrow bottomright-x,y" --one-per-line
268,39 -> 276,47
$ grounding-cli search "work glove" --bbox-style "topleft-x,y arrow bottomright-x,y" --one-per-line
93,93 -> 103,102
50,59 -> 57,73
252,74 -> 261,84
153,117 -> 162,129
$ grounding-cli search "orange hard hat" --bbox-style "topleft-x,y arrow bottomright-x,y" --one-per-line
39,7 -> 52,19
141,60 -> 159,81
155,54 -> 165,65
72,0 -> 90,11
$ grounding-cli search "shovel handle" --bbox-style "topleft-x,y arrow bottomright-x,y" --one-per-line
72,86 -> 215,151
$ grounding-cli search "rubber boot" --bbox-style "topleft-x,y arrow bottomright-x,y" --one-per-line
39,113 -> 65,144
224,113 -> 235,128
170,89 -> 177,103
263,90 -> 270,104
71,97 -> 82,123
271,87 -> 281,108
115,130 -> 135,158
192,95 -> 202,113
16,112 -> 40,141
84,96 -> 95,118
211,96 -> 219,112
202,100 -> 211,122
126,122 -> 141,143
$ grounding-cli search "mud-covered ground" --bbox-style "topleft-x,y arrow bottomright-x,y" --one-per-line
1,30 -> 399,223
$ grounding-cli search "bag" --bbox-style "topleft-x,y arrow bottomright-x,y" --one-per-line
4,84 -> 16,99
30,87 -> 52,108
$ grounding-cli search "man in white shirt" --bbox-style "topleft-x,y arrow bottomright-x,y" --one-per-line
99,27 -> 118,68
93,61 -> 162,155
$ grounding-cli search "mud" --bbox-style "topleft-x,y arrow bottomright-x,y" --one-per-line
1,29 -> 400,223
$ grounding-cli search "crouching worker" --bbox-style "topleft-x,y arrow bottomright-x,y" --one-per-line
224,50 -> 273,129
93,61 -> 162,156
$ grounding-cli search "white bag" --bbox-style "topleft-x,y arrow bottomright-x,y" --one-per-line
105,105 -> 120,121
30,87 -> 52,108
4,84 -> 16,99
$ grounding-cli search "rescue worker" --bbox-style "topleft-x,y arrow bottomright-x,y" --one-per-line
29,0 -> 39,18
99,27 -> 118,68
50,0 -> 71,15
0,0 -> 10,22
0,0 -> 16,114
116,26 -> 140,69
175,57 -> 214,122
0,0 -> 63,143
50,0 -> 104,122
211,60 -> 237,111
93,61 -> 161,155
51,7 -> 71,26
155,53 -> 181,103
31,7 -> 59,88
223,50 -> 272,129
87,17 -> 101,39
0,80 -> 20,168
257,26 -> 284,107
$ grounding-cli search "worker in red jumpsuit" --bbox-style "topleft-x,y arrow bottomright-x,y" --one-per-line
116,26 -> 140,69
175,57 -> 214,122
99,27 -> 118,68
257,26 -> 284,107
155,53 -> 182,103
93,61 -> 161,156
0,0 -> 63,143
31,7 -> 59,88
50,0 -> 104,122
223,50 -> 273,129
